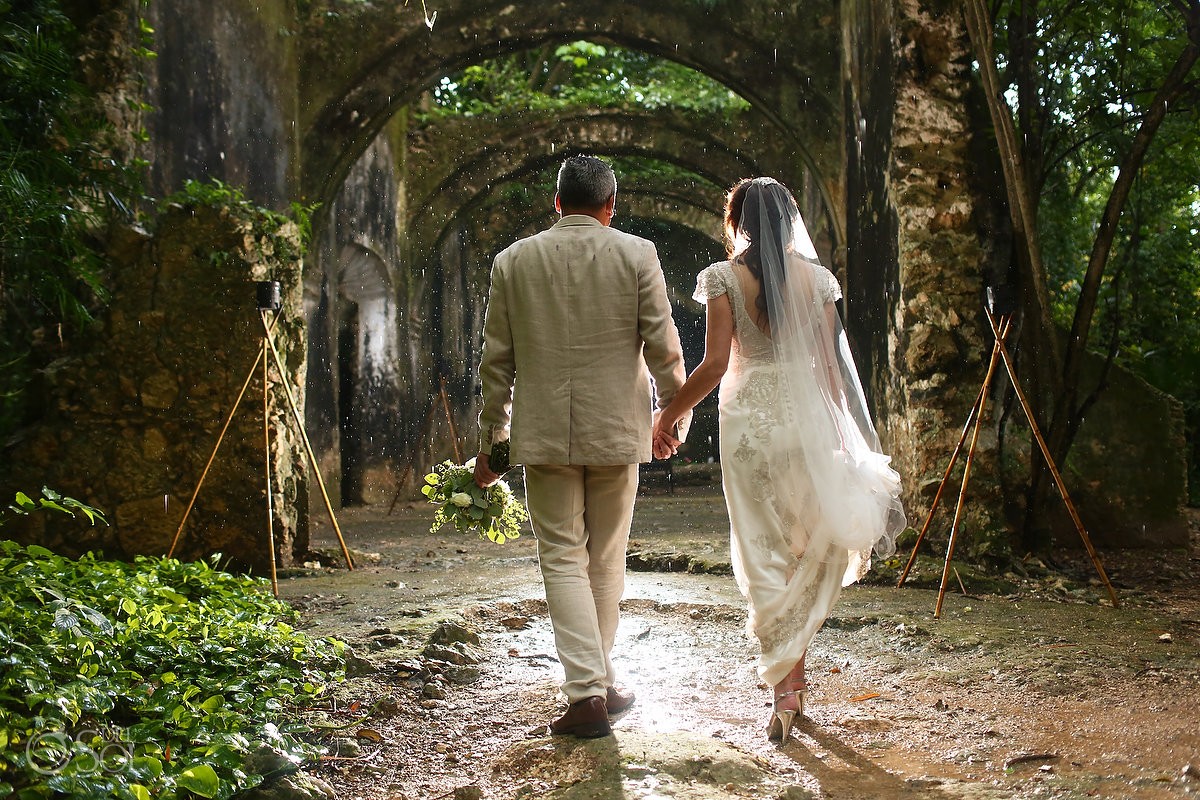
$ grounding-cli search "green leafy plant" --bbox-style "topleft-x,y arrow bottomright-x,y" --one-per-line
163,179 -> 318,266
0,542 -> 345,799
422,458 -> 527,544
424,42 -> 750,120
0,0 -> 146,434
4,487 -> 108,527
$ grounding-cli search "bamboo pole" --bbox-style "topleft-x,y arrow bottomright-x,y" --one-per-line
439,376 -> 462,463
387,399 -> 437,516
933,322 -> 1006,618
983,307 -> 1119,608
260,311 -> 355,572
263,338 -> 279,597
166,315 -> 279,559
897,319 -> 1010,587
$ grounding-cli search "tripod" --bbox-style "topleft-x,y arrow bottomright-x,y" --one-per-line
167,282 -> 355,596
896,290 -> 1119,617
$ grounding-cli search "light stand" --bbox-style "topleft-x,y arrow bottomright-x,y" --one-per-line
896,287 -> 1118,616
166,282 -> 355,595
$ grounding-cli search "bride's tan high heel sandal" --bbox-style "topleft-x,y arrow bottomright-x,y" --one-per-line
766,688 -> 806,742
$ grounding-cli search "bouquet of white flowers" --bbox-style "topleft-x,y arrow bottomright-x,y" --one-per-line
421,457 -> 527,543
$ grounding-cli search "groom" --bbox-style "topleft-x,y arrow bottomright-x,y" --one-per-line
474,155 -> 687,738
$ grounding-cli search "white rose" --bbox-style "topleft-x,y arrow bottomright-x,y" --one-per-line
449,492 -> 473,508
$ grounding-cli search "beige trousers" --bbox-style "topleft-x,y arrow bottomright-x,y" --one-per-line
523,464 -> 639,703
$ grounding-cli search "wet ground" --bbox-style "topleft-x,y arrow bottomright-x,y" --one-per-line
278,477 -> 1200,800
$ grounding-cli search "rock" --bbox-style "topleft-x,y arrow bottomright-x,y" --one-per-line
369,635 -> 404,649
241,773 -> 337,800
453,786 -> 482,800
428,620 -> 482,647
332,738 -> 361,758
443,665 -> 482,684
243,743 -> 303,777
423,642 -> 484,665
343,649 -> 376,677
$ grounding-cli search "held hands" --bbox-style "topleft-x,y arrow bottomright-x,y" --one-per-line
473,452 -> 500,488
652,411 -> 682,460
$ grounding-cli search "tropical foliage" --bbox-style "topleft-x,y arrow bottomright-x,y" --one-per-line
424,41 -> 750,118
0,540 -> 344,799
972,0 -> 1200,514
0,0 -> 144,434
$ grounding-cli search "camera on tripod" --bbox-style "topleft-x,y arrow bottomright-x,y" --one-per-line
256,281 -> 281,312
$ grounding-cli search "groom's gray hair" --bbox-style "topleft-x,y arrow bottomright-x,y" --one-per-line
557,155 -> 616,210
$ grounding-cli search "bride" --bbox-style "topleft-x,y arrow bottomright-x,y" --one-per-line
652,177 -> 906,742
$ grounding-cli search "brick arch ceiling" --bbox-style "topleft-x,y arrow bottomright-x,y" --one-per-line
411,154 -> 737,272
405,105 -> 802,222
299,0 -> 843,209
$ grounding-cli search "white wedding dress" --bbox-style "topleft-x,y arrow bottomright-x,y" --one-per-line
695,257 -> 903,687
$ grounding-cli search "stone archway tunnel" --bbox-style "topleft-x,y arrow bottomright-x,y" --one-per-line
0,0 -> 1187,574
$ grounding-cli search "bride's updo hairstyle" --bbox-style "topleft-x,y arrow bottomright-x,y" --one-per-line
724,177 -> 800,328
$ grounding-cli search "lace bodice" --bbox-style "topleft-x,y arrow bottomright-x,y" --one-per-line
693,259 -> 842,366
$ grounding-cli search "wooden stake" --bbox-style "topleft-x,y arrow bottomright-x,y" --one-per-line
386,399 -> 437,516
263,336 -> 278,597
438,375 -> 462,463
935,319 -> 1005,618
167,315 -> 280,559
898,318 -> 1009,588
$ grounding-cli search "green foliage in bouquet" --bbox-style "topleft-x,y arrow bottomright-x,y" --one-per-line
421,459 -> 527,544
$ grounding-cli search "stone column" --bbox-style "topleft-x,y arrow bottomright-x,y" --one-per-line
845,0 -> 1007,558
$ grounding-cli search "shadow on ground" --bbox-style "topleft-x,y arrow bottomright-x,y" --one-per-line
273,484 -> 1200,800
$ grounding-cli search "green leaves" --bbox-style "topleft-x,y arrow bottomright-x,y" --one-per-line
178,765 -> 220,798
426,42 -> 750,120
0,541 -> 345,798
422,460 -> 528,544
0,0 -> 146,433
4,488 -> 108,528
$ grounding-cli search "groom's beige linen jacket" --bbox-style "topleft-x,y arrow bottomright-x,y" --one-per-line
478,214 -> 687,465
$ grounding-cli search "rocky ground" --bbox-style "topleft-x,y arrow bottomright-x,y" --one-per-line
271,476 -> 1200,800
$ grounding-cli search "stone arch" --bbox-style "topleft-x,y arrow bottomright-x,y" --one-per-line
405,110 -> 768,267
618,193 -> 723,245
299,0 -> 843,210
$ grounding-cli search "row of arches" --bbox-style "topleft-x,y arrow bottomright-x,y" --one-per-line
299,2 -> 860,503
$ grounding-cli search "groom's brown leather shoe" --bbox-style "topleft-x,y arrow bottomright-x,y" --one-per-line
550,696 -> 611,738
605,686 -> 636,715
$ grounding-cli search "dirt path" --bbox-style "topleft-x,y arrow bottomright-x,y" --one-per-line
277,487 -> 1200,800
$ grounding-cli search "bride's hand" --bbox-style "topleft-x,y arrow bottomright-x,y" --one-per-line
652,415 -> 681,460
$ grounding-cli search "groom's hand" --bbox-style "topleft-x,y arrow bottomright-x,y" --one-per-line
474,453 -> 500,487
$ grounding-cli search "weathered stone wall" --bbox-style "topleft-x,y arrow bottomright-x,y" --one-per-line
307,116 -> 410,506
0,204 -> 310,572
1015,352 -> 1190,548
141,0 -> 300,208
